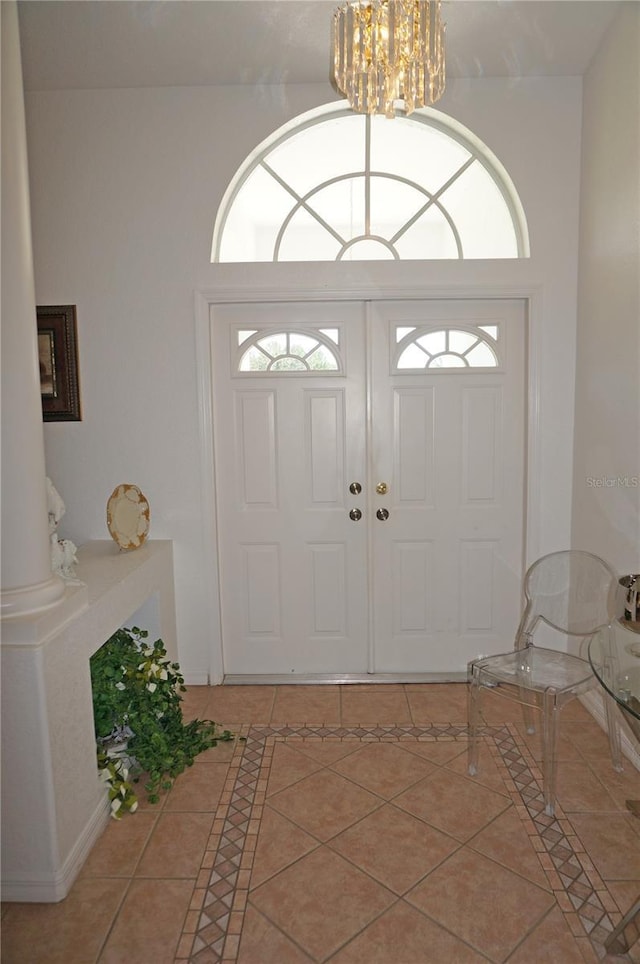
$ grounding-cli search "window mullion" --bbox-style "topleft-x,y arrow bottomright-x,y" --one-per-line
365,115 -> 371,236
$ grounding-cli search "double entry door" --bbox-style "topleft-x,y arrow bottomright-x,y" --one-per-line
211,299 -> 525,678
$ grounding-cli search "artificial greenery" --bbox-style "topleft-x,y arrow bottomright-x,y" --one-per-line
91,626 -> 234,817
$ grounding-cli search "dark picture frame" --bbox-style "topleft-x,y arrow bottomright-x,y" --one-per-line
37,305 -> 82,421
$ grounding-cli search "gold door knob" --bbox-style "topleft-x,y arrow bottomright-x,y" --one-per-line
376,482 -> 388,495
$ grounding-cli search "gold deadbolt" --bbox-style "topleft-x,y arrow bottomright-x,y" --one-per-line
376,482 -> 388,495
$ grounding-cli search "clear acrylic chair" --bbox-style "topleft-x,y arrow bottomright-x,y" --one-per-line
468,550 -> 623,816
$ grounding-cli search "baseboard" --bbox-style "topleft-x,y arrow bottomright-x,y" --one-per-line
581,691 -> 640,771
0,790 -> 110,903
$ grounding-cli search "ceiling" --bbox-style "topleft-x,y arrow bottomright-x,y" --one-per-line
17,0 -> 623,92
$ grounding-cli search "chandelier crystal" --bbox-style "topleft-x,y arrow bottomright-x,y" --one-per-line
333,0 -> 446,118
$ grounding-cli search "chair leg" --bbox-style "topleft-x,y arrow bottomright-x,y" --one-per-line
604,693 -> 624,773
542,688 -> 560,817
516,636 -> 536,734
468,670 -> 481,777
522,700 -> 536,735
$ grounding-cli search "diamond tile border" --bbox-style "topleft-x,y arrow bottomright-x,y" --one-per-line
175,723 -> 631,963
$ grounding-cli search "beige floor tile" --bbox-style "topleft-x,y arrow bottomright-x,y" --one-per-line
99,877 -> 194,963
250,806 -> 319,889
331,742 -> 435,798
265,743 -> 322,796
607,878 -> 640,916
327,899 -> 486,963
329,802 -> 460,894
270,685 -> 341,723
250,847 -> 395,960
268,768 -> 381,841
164,761 -> 229,811
204,685 -> 276,723
237,905 -> 313,963
468,805 -> 550,889
394,765 -> 510,842
406,847 -> 555,961
407,685 -> 469,723
0,878 -> 124,964
556,760 -> 620,812
561,699 -> 595,722
563,720 -> 617,757
586,754 -> 640,810
80,811 -> 157,877
402,740 -> 467,765
507,905 -> 588,963
568,813 -> 640,880
180,685 -> 212,722
340,691 -> 412,724
478,689 -> 535,723
605,880 -> 640,963
135,811 -> 214,877
446,741 -> 510,793
294,740 -> 362,766
512,723 -> 585,763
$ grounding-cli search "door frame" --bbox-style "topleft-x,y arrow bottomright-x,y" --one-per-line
196,277 -> 542,684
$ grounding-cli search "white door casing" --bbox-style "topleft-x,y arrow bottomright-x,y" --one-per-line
210,298 -> 526,678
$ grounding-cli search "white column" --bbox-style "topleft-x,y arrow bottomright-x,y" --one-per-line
1,0 -> 64,617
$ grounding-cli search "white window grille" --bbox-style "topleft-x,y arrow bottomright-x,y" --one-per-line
213,104 -> 529,263
394,324 -> 501,371
236,328 -> 342,374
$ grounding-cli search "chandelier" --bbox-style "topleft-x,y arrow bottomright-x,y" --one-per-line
333,0 -> 446,118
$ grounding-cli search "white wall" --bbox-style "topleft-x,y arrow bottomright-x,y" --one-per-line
25,76 -> 583,680
572,6 -> 640,574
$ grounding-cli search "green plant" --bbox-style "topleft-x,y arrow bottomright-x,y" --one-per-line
91,626 -> 234,817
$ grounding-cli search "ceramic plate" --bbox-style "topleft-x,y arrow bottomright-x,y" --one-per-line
106,484 -> 150,550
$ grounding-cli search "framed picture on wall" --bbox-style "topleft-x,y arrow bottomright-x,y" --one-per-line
37,304 -> 82,421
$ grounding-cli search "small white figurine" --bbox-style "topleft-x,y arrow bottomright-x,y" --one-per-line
50,534 -> 79,578
46,476 -> 79,580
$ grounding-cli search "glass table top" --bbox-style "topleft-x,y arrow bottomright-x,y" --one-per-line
588,620 -> 640,723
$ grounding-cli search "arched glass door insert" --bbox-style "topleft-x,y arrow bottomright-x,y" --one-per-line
212,103 -> 529,263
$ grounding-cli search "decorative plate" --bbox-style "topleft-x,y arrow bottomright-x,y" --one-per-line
106,484 -> 150,551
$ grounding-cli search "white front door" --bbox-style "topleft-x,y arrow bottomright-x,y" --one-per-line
211,302 -> 369,676
211,298 -> 525,677
369,300 -> 525,673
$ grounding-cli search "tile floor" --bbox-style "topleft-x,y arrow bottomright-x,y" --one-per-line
2,683 -> 640,964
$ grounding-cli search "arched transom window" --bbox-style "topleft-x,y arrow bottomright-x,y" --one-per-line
212,104 -> 529,263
